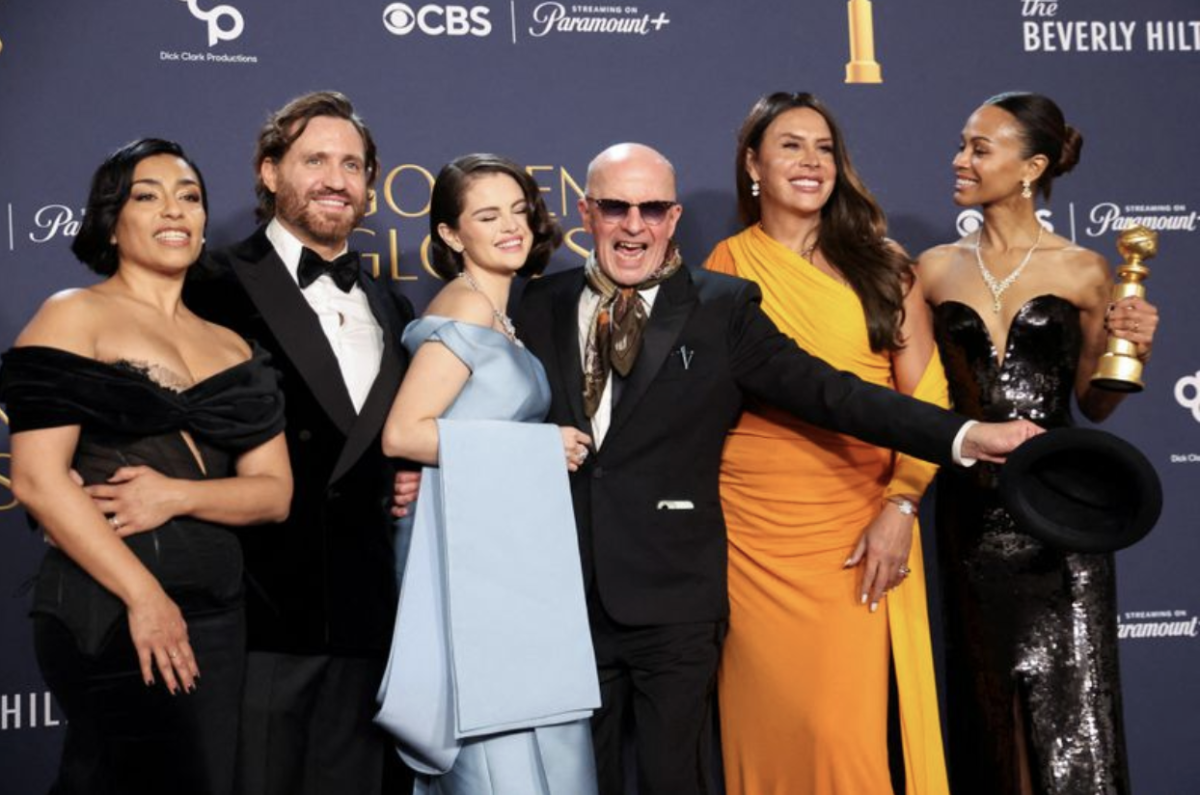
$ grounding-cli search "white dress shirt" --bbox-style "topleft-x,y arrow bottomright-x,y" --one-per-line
266,219 -> 383,413
577,285 -> 660,447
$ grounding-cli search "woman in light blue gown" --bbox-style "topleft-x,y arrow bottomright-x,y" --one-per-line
377,154 -> 600,795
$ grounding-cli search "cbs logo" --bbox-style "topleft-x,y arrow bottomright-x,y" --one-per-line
956,208 -> 1054,237
383,3 -> 492,37
1175,371 -> 1200,423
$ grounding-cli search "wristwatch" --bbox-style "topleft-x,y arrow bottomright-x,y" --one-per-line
887,496 -> 917,516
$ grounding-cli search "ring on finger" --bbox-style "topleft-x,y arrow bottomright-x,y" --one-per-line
168,651 -> 180,660
108,516 -> 121,529
898,565 -> 912,577
577,448 -> 589,463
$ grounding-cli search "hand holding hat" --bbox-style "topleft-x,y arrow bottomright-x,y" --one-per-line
999,427 -> 1162,553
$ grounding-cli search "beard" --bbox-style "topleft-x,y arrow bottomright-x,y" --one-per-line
273,181 -> 366,249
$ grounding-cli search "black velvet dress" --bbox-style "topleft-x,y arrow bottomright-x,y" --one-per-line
0,345 -> 285,795
933,295 -> 1129,795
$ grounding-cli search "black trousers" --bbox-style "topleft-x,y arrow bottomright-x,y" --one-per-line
588,600 -> 725,795
235,651 -> 412,795
35,606 -> 246,795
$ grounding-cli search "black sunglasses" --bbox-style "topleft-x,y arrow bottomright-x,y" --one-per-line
585,197 -> 678,225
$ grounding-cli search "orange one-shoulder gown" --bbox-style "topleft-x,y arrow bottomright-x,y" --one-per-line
705,226 -> 949,795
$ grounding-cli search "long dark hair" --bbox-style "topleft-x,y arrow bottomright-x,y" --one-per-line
984,91 -> 1083,201
736,92 -> 910,353
72,138 -> 208,276
428,153 -> 562,280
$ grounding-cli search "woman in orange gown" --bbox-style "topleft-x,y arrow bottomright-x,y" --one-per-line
703,92 -> 950,795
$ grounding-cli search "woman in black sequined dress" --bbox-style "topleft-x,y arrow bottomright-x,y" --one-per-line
0,140 -> 291,795
918,93 -> 1159,794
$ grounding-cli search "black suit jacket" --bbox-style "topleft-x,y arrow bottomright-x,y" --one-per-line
516,266 -> 963,627
185,227 -> 414,656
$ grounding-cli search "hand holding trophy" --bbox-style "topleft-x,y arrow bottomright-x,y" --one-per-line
1091,224 -> 1157,392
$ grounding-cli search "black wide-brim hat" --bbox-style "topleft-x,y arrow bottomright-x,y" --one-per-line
999,427 -> 1163,553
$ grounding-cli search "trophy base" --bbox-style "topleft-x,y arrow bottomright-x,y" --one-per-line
1090,377 -> 1144,394
1091,354 -> 1145,393
845,61 -> 882,84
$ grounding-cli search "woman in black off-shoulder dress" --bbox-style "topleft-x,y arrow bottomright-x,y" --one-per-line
919,93 -> 1160,795
0,139 -> 291,795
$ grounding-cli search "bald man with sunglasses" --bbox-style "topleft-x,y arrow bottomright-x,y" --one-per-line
515,143 -> 1039,795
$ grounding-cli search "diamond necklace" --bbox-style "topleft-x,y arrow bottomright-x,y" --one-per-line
458,270 -> 517,341
974,224 -> 1044,313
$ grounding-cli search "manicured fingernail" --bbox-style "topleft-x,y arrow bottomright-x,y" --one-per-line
843,557 -> 854,568
860,594 -> 868,604
870,602 -> 878,613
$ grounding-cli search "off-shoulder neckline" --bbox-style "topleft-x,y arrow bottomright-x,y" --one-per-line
408,315 -> 524,346
4,343 -> 268,395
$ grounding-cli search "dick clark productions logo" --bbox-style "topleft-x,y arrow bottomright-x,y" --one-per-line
1175,372 -> 1200,423
179,0 -> 245,46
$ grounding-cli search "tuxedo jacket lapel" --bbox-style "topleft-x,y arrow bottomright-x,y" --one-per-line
551,272 -> 589,432
231,246 -> 357,435
607,269 -> 696,439
330,276 -> 407,484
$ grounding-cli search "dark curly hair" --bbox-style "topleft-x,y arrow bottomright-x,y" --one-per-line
428,153 -> 562,280
984,91 -> 1083,201
735,92 -> 910,353
71,138 -> 208,276
253,91 -> 379,223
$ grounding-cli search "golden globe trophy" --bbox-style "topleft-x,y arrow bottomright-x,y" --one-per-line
845,0 -> 882,84
1091,225 -> 1157,392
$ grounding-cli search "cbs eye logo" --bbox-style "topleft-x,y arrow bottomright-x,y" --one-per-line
383,3 -> 492,37
956,209 -> 1054,237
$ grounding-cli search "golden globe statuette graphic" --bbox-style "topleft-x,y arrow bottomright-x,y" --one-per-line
1091,225 -> 1157,392
845,0 -> 882,84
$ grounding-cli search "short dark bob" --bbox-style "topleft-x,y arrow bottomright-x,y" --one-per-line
71,138 -> 208,276
428,153 -> 562,280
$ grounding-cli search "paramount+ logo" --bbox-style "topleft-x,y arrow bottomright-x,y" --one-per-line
383,2 -> 492,37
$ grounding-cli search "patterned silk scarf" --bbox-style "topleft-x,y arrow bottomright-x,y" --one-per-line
581,243 -> 683,418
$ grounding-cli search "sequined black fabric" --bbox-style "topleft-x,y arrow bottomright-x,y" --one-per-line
933,295 -> 1130,795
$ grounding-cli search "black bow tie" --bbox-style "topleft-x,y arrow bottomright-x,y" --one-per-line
298,247 -> 360,293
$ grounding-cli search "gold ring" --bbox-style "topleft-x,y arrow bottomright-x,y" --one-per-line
168,651 -> 179,660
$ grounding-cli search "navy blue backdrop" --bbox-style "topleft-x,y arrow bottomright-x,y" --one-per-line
1,1 -> 1198,791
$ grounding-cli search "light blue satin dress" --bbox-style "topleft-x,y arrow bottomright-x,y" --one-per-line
376,317 -> 600,795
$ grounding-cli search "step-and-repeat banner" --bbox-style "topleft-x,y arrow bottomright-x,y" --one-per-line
1,1 -> 1197,790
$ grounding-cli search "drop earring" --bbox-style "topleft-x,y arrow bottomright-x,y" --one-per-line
1021,179 -> 1033,200
751,181 -> 760,198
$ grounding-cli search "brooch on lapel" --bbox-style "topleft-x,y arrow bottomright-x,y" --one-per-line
671,345 -> 695,371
